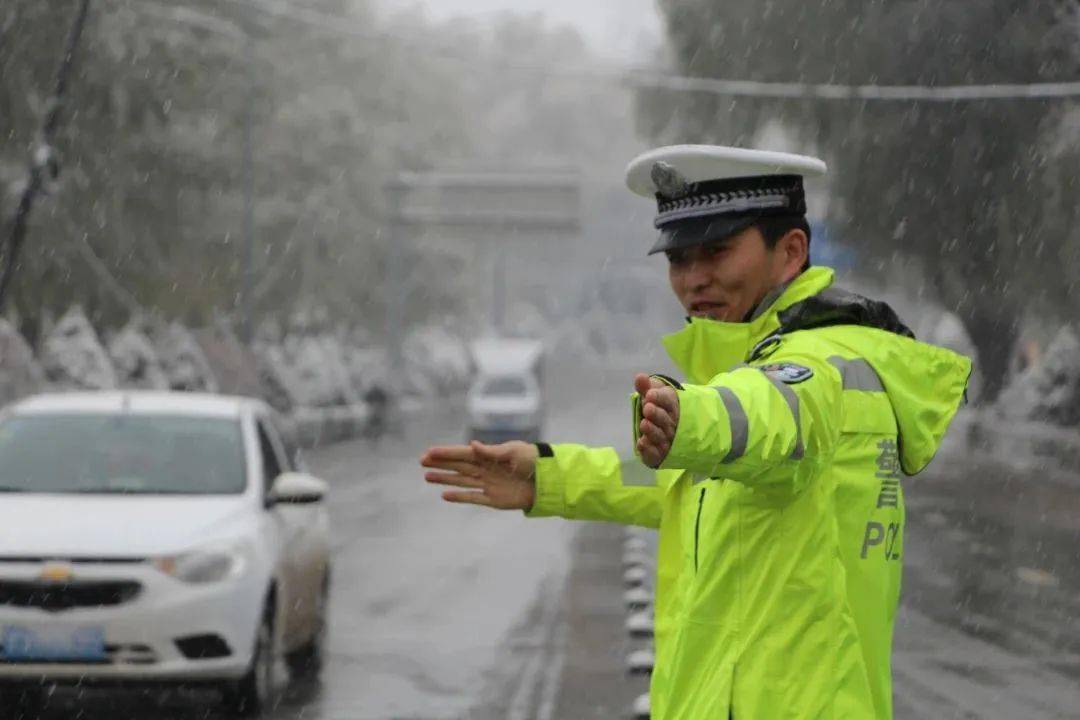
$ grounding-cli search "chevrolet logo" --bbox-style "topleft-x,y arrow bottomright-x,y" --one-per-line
39,562 -> 74,583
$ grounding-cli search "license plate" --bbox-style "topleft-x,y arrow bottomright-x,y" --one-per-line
1,625 -> 106,662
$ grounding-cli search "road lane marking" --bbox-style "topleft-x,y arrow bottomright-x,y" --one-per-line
536,613 -> 567,720
507,571 -> 565,720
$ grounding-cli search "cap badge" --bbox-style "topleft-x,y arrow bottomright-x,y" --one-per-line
651,161 -> 692,200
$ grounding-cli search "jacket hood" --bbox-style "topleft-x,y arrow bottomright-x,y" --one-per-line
663,266 -> 972,476
790,311 -> 971,476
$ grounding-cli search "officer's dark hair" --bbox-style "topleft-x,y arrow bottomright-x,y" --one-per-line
756,215 -> 812,271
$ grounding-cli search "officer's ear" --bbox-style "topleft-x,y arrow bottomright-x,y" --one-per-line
775,228 -> 809,282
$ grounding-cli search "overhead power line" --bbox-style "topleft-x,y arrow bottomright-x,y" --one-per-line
204,0 -> 1080,102
623,71 -> 1080,102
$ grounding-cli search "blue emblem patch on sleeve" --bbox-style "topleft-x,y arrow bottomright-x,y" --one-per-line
757,362 -> 814,384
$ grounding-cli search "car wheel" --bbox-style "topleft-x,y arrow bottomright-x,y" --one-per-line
286,571 -> 329,679
223,601 -> 276,717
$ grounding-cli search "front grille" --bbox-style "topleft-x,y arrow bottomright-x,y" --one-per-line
107,643 -> 157,665
0,580 -> 142,612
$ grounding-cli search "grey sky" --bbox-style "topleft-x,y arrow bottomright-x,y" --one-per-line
379,0 -> 663,62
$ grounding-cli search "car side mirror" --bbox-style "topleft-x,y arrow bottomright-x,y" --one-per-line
267,472 -> 327,506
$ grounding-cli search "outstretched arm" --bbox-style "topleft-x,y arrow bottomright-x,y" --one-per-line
421,440 -> 663,529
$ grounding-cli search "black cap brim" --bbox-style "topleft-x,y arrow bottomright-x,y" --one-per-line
648,215 -> 760,255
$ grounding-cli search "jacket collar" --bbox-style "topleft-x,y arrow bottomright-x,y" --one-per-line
661,266 -> 835,384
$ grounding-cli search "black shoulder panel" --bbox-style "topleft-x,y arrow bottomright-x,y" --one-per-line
777,287 -> 915,339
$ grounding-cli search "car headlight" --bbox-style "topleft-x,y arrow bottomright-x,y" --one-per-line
154,543 -> 249,584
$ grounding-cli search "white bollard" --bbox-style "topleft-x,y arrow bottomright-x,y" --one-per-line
624,586 -> 652,611
631,692 -> 650,719
624,565 -> 648,588
626,610 -> 655,639
626,649 -> 655,676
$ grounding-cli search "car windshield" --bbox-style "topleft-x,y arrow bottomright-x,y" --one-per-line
480,376 -> 528,397
0,414 -> 246,495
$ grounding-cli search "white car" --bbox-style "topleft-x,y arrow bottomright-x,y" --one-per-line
466,372 -> 544,443
0,392 -> 331,717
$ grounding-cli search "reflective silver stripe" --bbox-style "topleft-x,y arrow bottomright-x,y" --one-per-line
828,356 -> 885,393
759,373 -> 805,460
713,387 -> 749,463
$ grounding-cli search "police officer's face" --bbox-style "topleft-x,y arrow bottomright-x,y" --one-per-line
666,225 -> 806,322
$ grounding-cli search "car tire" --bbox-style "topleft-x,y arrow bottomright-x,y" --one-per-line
223,600 -> 276,717
286,571 -> 329,679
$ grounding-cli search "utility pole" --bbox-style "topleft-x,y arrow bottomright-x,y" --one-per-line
0,0 -> 93,308
383,181 -> 406,386
238,33 -> 256,343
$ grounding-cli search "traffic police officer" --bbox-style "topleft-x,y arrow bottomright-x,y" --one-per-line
421,145 -> 972,719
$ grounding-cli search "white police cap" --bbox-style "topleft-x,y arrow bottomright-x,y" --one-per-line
625,145 -> 827,255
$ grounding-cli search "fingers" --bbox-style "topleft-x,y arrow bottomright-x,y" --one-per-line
425,471 -> 484,489
442,490 -> 494,507
421,446 -> 481,475
421,445 -> 476,465
645,387 -> 678,416
422,458 -> 481,476
643,401 -> 676,437
639,416 -> 670,449
636,434 -> 663,469
634,375 -> 679,419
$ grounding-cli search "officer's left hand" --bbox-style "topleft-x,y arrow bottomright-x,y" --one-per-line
634,373 -> 680,469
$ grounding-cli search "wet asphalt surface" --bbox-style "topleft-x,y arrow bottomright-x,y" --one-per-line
4,368 -> 1080,719
892,421 -> 1080,719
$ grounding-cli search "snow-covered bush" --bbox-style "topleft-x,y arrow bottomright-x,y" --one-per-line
40,306 -> 117,390
997,325 -> 1080,427
154,322 -> 218,392
344,346 -> 389,396
194,319 -> 295,412
402,325 -> 472,396
0,318 -> 45,405
256,332 -> 358,408
107,322 -> 168,390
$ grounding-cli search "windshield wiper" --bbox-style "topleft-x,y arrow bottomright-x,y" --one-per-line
0,486 -> 27,493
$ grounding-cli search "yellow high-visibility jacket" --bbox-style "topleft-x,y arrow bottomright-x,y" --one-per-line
527,267 -> 971,719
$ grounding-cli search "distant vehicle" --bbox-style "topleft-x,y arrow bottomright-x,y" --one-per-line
0,392 -> 331,717
467,338 -> 545,443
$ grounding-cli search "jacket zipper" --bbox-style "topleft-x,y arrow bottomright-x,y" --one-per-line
694,487 -> 706,572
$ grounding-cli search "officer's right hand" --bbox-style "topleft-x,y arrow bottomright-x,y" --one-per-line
420,441 -> 538,511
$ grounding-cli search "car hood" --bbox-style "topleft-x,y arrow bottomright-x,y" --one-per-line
0,495 -> 254,558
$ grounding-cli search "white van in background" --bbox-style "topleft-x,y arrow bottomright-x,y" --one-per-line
466,338 -> 545,444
